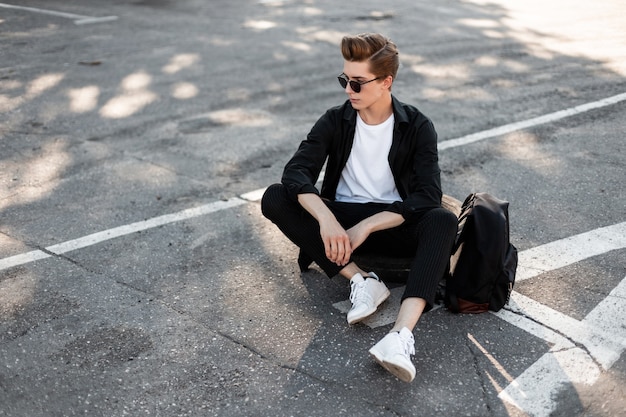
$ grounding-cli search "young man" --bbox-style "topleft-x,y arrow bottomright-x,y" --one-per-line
262,33 -> 457,382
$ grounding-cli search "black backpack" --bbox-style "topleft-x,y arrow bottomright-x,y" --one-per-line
445,193 -> 518,313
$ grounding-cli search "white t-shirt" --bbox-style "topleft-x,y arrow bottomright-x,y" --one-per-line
335,113 -> 401,203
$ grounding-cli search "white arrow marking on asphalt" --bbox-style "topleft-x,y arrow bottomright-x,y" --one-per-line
497,276 -> 626,417
329,222 -> 626,417
330,222 -> 626,417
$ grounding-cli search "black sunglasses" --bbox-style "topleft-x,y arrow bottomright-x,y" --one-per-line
337,74 -> 381,93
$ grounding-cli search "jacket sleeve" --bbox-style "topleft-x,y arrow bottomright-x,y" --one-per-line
387,119 -> 442,222
281,110 -> 335,202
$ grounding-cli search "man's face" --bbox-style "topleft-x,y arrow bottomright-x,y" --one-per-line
341,60 -> 389,111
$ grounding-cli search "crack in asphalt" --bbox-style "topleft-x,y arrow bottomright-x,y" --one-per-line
501,306 -> 604,370
110,278 -> 398,413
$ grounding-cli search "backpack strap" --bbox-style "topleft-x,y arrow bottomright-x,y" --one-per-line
452,193 -> 477,252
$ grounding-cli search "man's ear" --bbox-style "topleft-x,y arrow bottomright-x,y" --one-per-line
384,75 -> 393,90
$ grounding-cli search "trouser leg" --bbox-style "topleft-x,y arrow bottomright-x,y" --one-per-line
351,207 -> 457,310
262,184 -> 457,308
261,184 -> 390,277
402,208 -> 457,310
261,184 -> 343,277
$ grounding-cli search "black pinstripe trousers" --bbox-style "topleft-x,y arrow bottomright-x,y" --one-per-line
261,183 -> 457,309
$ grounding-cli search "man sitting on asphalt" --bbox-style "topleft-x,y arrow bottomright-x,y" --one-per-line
262,32 -> 457,382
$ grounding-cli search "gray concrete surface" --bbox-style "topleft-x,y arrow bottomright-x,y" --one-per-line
1,0 -> 625,416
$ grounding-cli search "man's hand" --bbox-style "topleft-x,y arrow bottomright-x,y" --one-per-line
319,217 -> 352,266
297,194 -> 406,267
298,193 -> 352,266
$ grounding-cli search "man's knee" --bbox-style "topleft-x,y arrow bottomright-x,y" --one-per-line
424,207 -> 458,236
261,183 -> 286,220
440,208 -> 459,233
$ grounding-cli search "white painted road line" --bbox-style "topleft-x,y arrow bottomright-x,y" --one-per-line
439,92 -> 626,150
505,290 -> 625,371
0,94 -> 622,417
0,250 -> 51,271
329,225 -> 626,415
499,345 -> 601,417
240,188 -> 267,202
498,275 -> 626,417
73,16 -> 118,25
332,222 -> 626,328
0,3 -> 118,25
0,198 -> 246,271
516,221 -> 626,281
2,91 -> 624,271
47,197 -> 246,254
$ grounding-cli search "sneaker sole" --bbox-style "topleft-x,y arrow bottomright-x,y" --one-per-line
369,349 -> 415,383
347,288 -> 391,325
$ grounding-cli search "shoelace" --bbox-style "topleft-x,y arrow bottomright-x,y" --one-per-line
399,332 -> 416,356
350,280 -> 372,306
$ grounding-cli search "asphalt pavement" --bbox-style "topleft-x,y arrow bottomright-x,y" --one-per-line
1,0 -> 625,416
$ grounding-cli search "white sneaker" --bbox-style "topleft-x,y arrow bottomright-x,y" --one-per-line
369,327 -> 416,382
347,272 -> 390,325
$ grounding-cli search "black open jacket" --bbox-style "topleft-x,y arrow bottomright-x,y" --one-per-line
281,95 -> 442,223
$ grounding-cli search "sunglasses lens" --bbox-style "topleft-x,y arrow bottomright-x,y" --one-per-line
349,81 -> 361,93
338,76 -> 362,92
